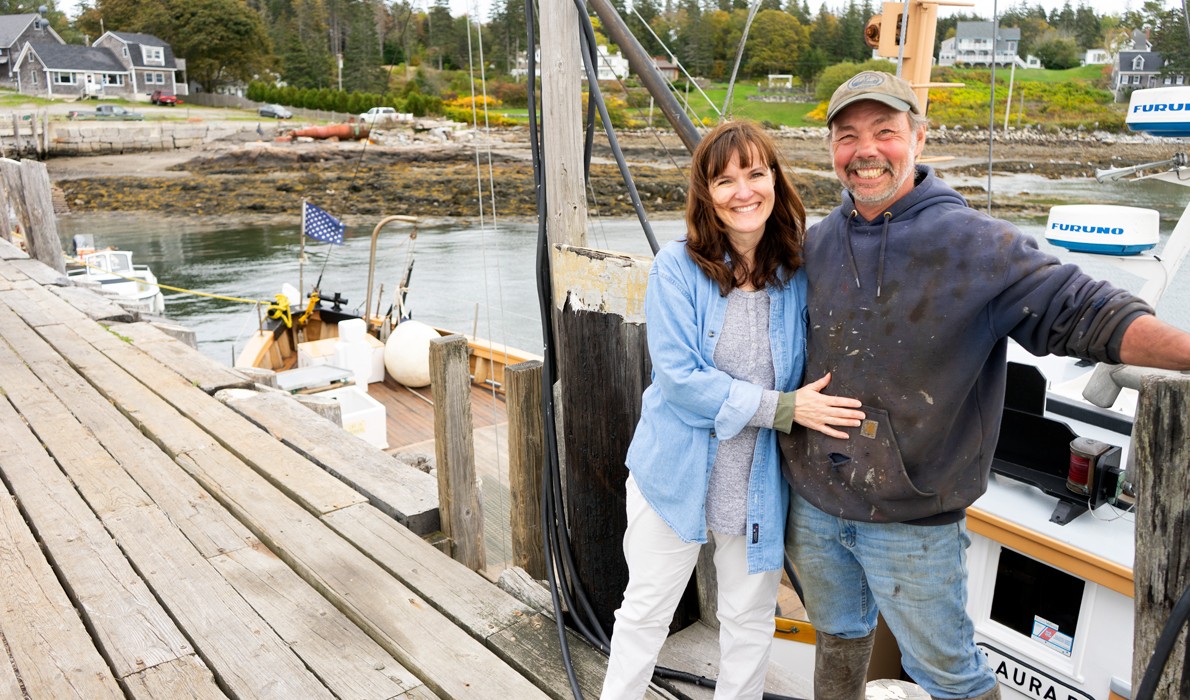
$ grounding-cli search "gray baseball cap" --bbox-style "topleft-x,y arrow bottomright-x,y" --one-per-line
826,70 -> 920,125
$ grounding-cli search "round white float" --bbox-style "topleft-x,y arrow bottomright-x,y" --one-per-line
383,320 -> 440,388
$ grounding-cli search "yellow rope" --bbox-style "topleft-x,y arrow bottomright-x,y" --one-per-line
67,255 -> 270,305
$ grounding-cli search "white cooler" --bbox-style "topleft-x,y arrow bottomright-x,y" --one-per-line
322,386 -> 388,449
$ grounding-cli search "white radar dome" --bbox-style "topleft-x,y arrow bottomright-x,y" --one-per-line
383,320 -> 440,388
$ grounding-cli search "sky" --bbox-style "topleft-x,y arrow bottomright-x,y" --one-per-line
50,0 -> 1185,23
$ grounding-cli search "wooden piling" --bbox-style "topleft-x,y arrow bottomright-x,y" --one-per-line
429,334 -> 486,572
19,159 -> 64,274
0,159 -> 30,242
506,360 -> 545,580
1132,373 -> 1190,698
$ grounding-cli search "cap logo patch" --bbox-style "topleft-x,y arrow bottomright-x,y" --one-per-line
849,73 -> 885,89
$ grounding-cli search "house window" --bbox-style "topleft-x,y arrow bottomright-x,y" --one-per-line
145,72 -> 165,84
1132,55 -> 1145,70
1132,75 -> 1141,85
143,46 -> 164,65
1179,75 -> 1186,86
102,74 -> 125,86
30,72 -> 38,85
53,72 -> 77,85
122,46 -> 128,58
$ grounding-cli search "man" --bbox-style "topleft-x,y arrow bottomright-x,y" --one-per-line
779,69 -> 1190,700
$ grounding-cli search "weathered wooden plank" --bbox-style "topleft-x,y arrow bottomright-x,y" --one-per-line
28,318 -> 549,700
18,159 -> 65,273
1132,374 -> 1190,698
430,334 -> 486,570
0,301 -> 254,559
10,257 -> 68,286
0,236 -> 25,260
53,283 -> 141,322
0,390 -> 199,679
0,626 -> 23,700
0,310 -> 337,699
220,388 -> 440,534
115,321 -> 254,394
116,654 -> 227,700
210,540 -> 429,700
57,312 -> 369,516
656,621 -> 813,699
0,494 -> 124,700
0,159 -> 30,246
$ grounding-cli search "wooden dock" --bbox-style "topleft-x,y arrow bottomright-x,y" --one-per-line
0,238 -> 619,699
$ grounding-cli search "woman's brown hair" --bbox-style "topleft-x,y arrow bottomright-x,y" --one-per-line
685,120 -> 805,295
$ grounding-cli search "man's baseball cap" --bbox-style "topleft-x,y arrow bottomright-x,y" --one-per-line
826,70 -> 920,125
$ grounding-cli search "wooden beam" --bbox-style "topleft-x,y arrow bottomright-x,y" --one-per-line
507,360 -> 546,579
18,158 -> 64,274
430,334 -> 486,571
1132,374 -> 1190,697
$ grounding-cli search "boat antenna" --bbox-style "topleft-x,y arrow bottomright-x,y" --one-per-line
722,0 -> 763,118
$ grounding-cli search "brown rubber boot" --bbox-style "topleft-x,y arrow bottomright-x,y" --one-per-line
814,630 -> 875,700
932,685 -> 1001,700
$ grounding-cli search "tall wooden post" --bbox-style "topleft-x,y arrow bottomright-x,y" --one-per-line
1132,374 -> 1190,698
540,0 -> 587,252
18,159 -> 64,274
428,334 -> 486,572
507,360 -> 545,579
0,159 -> 30,243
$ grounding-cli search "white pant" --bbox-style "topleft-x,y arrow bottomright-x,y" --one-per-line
600,476 -> 782,700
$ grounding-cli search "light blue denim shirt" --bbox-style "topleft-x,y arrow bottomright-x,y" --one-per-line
625,239 -> 807,574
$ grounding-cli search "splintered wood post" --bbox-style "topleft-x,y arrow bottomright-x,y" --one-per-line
18,159 -> 64,274
0,165 -> 14,242
506,360 -> 545,580
1132,373 -> 1190,698
554,245 -> 662,630
429,334 -> 485,572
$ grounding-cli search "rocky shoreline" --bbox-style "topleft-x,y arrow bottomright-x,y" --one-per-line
46,126 -> 1183,221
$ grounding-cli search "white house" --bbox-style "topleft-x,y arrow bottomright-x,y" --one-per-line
946,21 -> 1021,67
1083,48 -> 1111,65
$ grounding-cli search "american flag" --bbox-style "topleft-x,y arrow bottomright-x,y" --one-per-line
303,202 -> 345,244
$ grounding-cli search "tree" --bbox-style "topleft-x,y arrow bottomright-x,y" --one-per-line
169,0 -> 274,91
1149,5 -> 1189,77
1032,31 -> 1081,69
744,9 -> 805,77
1071,4 -> 1102,50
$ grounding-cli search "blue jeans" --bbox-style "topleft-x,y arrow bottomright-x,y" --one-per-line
785,492 -> 996,699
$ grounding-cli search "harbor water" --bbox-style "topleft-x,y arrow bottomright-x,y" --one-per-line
56,172 -> 1190,366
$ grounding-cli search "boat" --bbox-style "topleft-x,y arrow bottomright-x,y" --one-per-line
233,214 -> 540,453
66,233 -> 166,315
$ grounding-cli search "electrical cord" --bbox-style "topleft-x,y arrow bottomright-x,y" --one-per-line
1135,581 -> 1190,700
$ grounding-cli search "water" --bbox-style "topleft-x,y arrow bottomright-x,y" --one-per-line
56,174 -> 1190,366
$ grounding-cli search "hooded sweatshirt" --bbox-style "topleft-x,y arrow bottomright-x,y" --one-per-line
778,166 -> 1153,524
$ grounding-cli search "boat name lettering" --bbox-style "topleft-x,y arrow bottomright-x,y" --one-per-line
977,644 -> 1094,700
1049,222 -> 1125,235
1131,101 -> 1190,113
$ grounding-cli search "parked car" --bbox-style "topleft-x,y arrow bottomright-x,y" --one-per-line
67,104 -> 145,121
150,90 -> 178,106
359,106 -> 398,125
258,104 -> 293,119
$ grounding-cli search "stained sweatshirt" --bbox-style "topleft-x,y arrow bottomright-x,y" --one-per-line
778,165 -> 1154,524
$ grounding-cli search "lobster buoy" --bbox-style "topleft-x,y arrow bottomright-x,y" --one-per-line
383,320 -> 439,388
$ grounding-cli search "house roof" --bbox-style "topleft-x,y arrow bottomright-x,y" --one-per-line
20,43 -> 128,72
0,13 -> 42,48
100,31 -> 178,69
1117,51 -> 1163,73
955,21 -> 1021,42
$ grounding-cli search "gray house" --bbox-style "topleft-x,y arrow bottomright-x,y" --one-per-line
0,13 -> 64,83
1113,29 -> 1185,100
93,31 -> 186,97
942,21 -> 1021,67
13,43 -> 132,98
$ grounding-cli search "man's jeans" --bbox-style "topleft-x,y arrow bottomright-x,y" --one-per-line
786,492 -> 997,699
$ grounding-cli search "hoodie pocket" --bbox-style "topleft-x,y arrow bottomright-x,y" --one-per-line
817,405 -> 933,502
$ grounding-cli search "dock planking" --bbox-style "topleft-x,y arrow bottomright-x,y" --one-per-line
0,245 -> 598,698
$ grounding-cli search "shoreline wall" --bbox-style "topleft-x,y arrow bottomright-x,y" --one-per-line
0,115 -> 269,158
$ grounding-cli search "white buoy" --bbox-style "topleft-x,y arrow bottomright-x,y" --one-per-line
383,320 -> 440,388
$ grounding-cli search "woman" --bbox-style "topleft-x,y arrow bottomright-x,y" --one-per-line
600,120 -> 865,699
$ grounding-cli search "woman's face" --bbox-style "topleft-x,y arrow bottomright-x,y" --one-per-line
709,145 -> 775,242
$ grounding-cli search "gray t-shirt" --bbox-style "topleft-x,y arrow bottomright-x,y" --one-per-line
705,287 -> 779,536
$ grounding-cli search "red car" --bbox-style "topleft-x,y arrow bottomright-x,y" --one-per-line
150,90 -> 178,106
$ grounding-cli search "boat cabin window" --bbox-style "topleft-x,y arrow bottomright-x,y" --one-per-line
108,253 -> 133,273
990,549 -> 1084,656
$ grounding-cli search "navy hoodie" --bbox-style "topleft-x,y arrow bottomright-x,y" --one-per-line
779,166 -> 1153,523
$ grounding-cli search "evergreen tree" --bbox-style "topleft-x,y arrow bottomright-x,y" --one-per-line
1149,5 -> 1189,77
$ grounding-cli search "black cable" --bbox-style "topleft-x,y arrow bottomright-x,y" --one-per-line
1135,581 -> 1190,700
573,0 -> 660,256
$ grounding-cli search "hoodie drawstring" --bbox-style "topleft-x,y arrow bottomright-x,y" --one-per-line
842,209 -> 892,298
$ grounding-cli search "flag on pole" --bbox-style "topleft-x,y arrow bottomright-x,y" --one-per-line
303,201 -> 345,244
